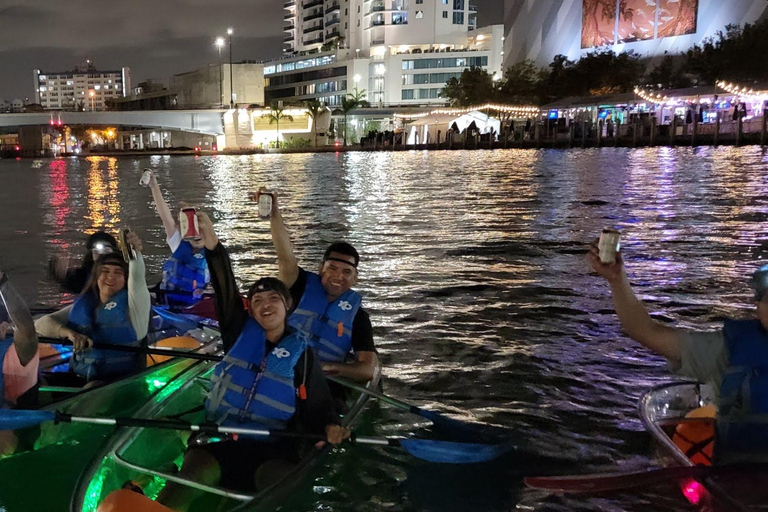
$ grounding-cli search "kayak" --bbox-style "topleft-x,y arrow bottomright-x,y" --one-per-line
71,365 -> 382,512
639,381 -> 767,510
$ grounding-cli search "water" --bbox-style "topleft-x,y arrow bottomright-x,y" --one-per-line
1,147 -> 768,511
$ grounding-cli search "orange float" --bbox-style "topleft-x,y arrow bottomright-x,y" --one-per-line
146,335 -> 201,366
672,404 -> 716,466
97,489 -> 174,512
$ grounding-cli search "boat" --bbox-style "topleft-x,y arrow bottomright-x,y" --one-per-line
70,364 -> 382,512
639,381 -> 767,511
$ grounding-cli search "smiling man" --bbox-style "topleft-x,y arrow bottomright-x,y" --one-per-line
260,189 -> 378,388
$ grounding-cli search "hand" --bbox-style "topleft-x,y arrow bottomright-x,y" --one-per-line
196,212 -> 219,251
324,424 -> 350,445
61,327 -> 93,352
321,362 -> 341,376
587,238 -> 625,284
0,321 -> 12,339
125,230 -> 143,253
48,256 -> 70,280
249,187 -> 279,216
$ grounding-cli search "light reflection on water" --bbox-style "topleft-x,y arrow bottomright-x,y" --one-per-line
1,147 -> 768,511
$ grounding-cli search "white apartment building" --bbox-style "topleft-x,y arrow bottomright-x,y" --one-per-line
270,0 -> 499,107
33,61 -> 131,111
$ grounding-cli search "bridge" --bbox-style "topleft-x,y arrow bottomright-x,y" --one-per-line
0,110 -> 226,135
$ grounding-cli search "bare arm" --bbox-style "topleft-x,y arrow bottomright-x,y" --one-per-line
588,243 -> 685,363
148,171 -> 177,240
34,306 -> 72,338
322,351 -> 379,381
258,189 -> 300,288
0,274 -> 37,366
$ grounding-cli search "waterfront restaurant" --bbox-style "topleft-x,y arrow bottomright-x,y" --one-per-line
540,84 -> 768,140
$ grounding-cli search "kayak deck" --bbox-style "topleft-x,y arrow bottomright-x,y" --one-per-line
639,381 -> 767,510
72,366 -> 381,512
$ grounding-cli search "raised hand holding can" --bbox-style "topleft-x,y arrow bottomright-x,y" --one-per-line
598,228 -> 621,263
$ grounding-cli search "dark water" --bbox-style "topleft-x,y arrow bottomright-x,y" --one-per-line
1,147 -> 768,511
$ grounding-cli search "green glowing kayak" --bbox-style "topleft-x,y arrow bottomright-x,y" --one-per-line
71,364 -> 381,512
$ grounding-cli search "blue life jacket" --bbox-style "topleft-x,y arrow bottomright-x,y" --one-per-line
67,289 -> 144,381
717,319 -> 768,455
287,271 -> 361,363
205,318 -> 306,432
160,241 -> 209,304
0,338 -> 12,408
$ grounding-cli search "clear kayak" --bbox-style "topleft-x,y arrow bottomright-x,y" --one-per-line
639,381 -> 767,511
71,364 -> 382,512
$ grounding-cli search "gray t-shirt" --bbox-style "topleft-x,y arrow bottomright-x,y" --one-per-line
672,329 -> 729,401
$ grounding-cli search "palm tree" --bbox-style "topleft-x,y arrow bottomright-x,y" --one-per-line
262,103 -> 294,148
340,87 -> 369,146
304,99 -> 325,147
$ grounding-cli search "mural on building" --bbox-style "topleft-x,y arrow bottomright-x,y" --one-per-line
581,0 -> 699,48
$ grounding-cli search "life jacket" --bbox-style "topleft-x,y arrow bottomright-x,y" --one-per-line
160,241 -> 209,304
0,338 -> 12,408
205,318 -> 306,431
717,319 -> 768,455
67,289 -> 144,381
287,272 -> 361,363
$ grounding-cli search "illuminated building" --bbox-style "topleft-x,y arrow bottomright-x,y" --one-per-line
33,61 -> 131,111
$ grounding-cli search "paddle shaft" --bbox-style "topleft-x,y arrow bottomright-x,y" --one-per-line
329,376 -> 431,415
39,337 -> 223,362
54,412 -> 397,447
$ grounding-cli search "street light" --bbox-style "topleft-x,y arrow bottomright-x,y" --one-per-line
227,27 -> 234,108
215,37 -> 225,108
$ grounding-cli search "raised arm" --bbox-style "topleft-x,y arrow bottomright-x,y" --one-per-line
0,273 -> 37,366
587,241 -> 685,363
124,231 -> 151,340
198,212 -> 248,351
262,189 -> 299,288
147,171 -> 177,240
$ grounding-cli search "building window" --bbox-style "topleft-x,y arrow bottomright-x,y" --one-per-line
416,10 -> 423,18
357,19 -> 360,26
402,89 -> 414,100
416,0 -> 423,3
345,8 -> 348,14
453,0 -> 464,8
357,5 -> 360,11
452,11 -> 464,24
392,13 -> 407,24
442,10 -> 448,18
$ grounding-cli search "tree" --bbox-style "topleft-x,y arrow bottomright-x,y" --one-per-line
644,56 -> 692,90
262,103 -> 294,148
304,99 -> 326,147
497,59 -> 545,105
441,67 -> 498,107
340,87 -> 369,145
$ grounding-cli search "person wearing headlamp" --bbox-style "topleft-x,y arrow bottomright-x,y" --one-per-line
259,188 -> 378,401
48,231 -> 118,294
589,242 -> 768,464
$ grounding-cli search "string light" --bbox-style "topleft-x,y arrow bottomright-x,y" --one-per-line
394,103 -> 539,120
633,86 -> 669,104
716,81 -> 768,100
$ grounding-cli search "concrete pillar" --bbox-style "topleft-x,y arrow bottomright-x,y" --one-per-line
669,116 -> 676,146
581,120 -> 587,148
535,122 -> 541,148
762,101 -> 767,148
714,115 -> 720,147
650,116 -> 656,147
737,113 -> 743,146
597,119 -> 602,147
692,109 -> 698,147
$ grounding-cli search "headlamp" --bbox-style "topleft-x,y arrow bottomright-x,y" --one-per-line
93,242 -> 114,255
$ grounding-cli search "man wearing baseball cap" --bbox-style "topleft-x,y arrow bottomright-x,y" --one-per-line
589,241 -> 768,464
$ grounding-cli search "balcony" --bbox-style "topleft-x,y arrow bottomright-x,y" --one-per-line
284,0 -> 295,6
304,36 -> 324,45
284,35 -> 294,42
284,12 -> 294,19
468,1 -> 477,11
370,19 -> 385,26
303,0 -> 323,8
284,23 -> 295,31
325,2 -> 340,12
303,24 -> 323,34
304,11 -> 323,21
326,17 -> 340,26
327,28 -> 340,38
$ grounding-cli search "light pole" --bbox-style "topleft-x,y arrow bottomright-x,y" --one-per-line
227,27 -> 234,109
89,90 -> 95,111
215,37 -> 225,108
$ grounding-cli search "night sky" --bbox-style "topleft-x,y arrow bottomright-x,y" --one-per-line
0,0 -> 503,101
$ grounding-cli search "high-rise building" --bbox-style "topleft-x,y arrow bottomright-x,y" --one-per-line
33,61 -> 131,111
271,0 -> 498,106
503,0 -> 768,69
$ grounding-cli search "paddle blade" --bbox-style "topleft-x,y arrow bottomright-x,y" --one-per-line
0,409 -> 56,430
399,438 -> 512,464
418,409 -> 507,440
152,306 -> 199,333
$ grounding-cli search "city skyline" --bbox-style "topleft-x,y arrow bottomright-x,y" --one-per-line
0,0 -> 502,100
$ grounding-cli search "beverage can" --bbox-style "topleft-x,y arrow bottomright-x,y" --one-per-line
598,228 -> 621,263
179,208 -> 200,240
258,193 -> 273,218
119,229 -> 136,261
139,169 -> 152,187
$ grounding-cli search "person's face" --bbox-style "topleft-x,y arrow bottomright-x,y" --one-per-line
0,322 -> 13,339
97,264 -> 126,300
318,252 -> 358,300
250,290 -> 288,332
189,238 -> 205,250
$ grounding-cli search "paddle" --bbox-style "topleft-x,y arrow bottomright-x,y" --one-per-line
0,409 -> 509,464
524,463 -> 768,493
328,376 -> 506,438
39,337 -> 224,362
